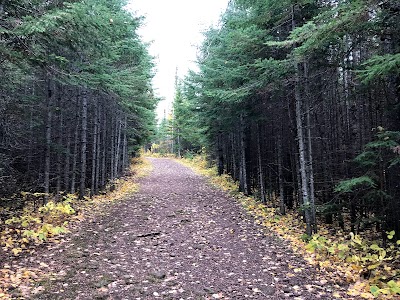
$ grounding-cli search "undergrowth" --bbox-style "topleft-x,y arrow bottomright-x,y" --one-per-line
179,155 -> 400,299
0,157 -> 152,299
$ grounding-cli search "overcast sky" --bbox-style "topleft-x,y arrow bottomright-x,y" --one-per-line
125,0 -> 229,119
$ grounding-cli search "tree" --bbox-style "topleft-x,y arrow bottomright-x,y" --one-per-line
0,0 -> 157,204
173,0 -> 400,239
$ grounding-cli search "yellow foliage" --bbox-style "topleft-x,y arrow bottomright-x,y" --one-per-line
179,155 -> 400,299
0,157 -> 149,299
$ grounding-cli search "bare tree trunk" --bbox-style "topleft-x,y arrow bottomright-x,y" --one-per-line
44,75 -> 54,203
231,132 -> 238,181
177,128 -> 181,158
64,124 -> 71,192
79,88 -> 88,199
110,114 -> 115,181
95,104 -> 101,194
114,117 -> 122,178
217,132 -> 224,175
294,63 -> 312,235
70,116 -> 79,193
56,86 -> 63,200
292,5 -> 314,236
256,123 -> 266,203
239,113 -> 249,195
90,101 -> 98,197
70,97 -> 79,194
277,131 -> 286,215
122,115 -> 128,171
101,105 -> 106,188
28,85 -> 35,174
304,61 -> 317,232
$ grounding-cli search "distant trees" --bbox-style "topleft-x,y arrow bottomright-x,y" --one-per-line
173,0 -> 400,237
0,0 -> 157,202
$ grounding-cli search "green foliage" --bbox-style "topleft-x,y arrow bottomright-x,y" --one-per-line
335,176 -> 376,193
305,232 -> 400,297
335,129 -> 400,232
358,53 -> 400,83
1,197 -> 77,255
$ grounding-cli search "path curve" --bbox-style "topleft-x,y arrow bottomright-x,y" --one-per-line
29,158 -> 347,299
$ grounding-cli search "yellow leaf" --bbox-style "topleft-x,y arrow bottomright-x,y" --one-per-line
360,293 -> 373,299
293,268 -> 302,273
348,289 -> 360,296
333,292 -> 341,298
11,248 -> 22,256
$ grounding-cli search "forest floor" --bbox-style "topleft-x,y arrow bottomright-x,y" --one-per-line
6,158 -> 356,299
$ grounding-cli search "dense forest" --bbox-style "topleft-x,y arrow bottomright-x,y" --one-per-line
0,0 -> 157,206
0,0 -> 399,298
165,0 -> 400,240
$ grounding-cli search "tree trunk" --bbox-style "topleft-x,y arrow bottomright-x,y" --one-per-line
277,132 -> 286,215
304,61 -> 317,233
256,123 -> 266,203
64,124 -> 71,192
231,132 -> 238,181
55,86 -> 63,200
110,114 -> 115,181
292,5 -> 314,236
70,99 -> 79,194
122,115 -> 128,170
95,104 -> 101,194
90,101 -> 98,197
114,117 -> 122,178
294,61 -> 313,235
79,88 -> 88,199
239,113 -> 249,195
44,75 -> 54,203
101,105 -> 107,189
217,132 -> 224,175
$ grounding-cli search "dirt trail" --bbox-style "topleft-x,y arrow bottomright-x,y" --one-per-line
27,158 -> 348,299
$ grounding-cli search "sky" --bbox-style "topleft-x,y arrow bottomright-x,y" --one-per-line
125,0 -> 229,120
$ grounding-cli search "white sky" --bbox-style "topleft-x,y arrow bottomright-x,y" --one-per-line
125,0 -> 229,120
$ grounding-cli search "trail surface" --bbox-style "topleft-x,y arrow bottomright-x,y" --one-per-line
27,158 -> 348,299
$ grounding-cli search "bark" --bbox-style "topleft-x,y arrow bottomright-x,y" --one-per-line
64,124 -> 71,192
28,85 -> 35,174
90,101 -> 98,197
70,102 -> 79,194
56,87 -> 63,200
217,132 -> 224,175
95,104 -> 101,194
44,75 -> 54,202
239,113 -> 249,195
79,88 -> 88,199
122,115 -> 128,170
114,117 -> 122,178
295,65 -> 312,236
304,62 -> 317,232
101,106 -> 106,188
277,132 -> 285,215
231,132 -> 238,181
256,123 -> 266,203
292,5 -> 314,236
110,114 -> 115,181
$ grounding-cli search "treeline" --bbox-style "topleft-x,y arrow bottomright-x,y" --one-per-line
0,0 -> 157,203
172,0 -> 400,239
